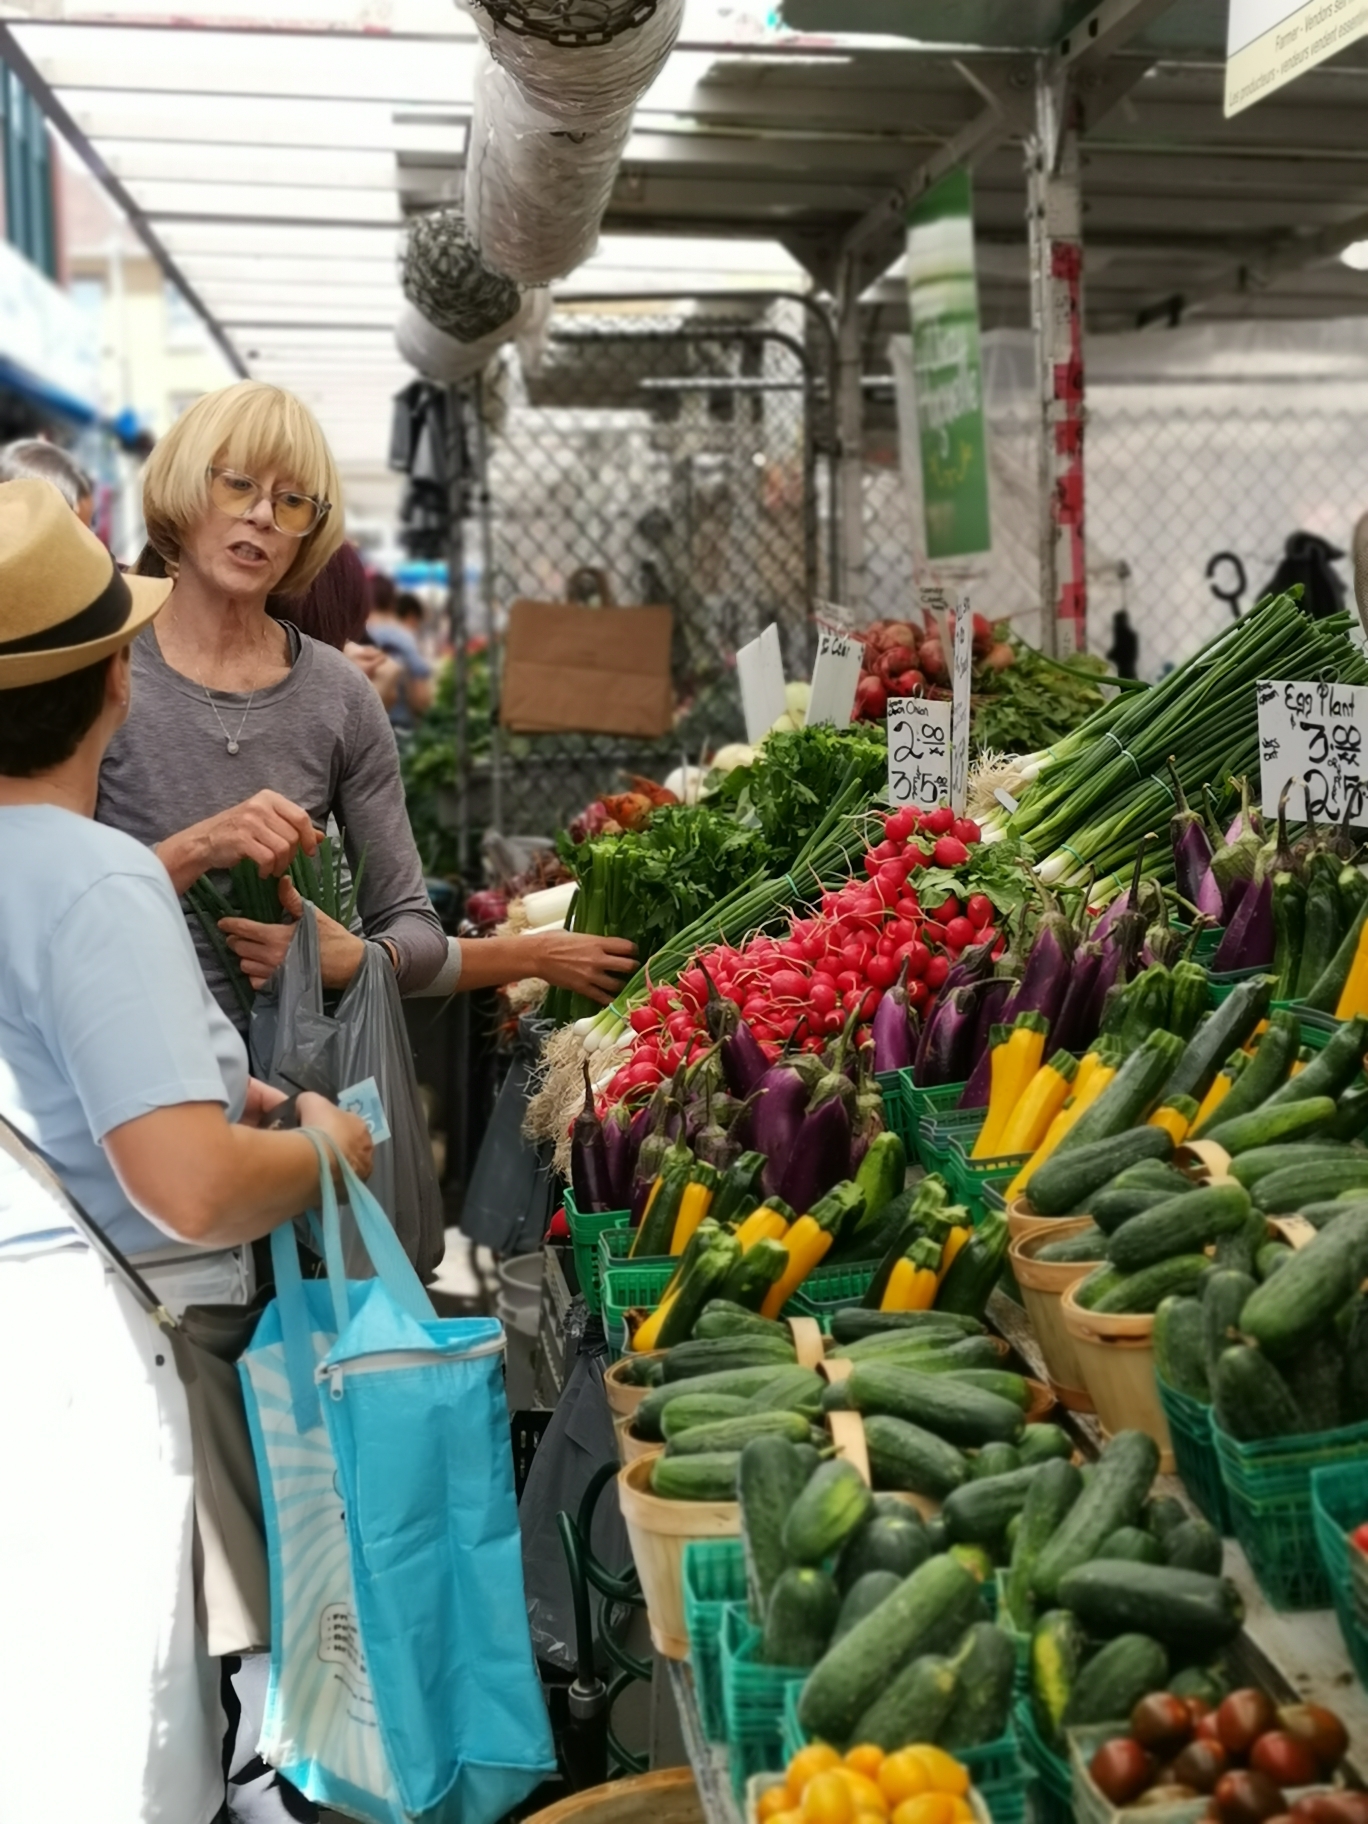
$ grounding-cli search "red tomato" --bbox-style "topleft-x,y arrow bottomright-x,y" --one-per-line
923,806 -> 956,837
924,954 -> 950,991
966,893 -> 994,929
1250,1734 -> 1319,1790
884,808 -> 917,843
944,916 -> 975,951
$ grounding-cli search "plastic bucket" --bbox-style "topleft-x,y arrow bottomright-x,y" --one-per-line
615,1414 -> 662,1465
496,1251 -> 543,1339
1061,1283 -> 1174,1472
1009,1221 -> 1103,1412
617,1456 -> 739,1659
603,1353 -> 661,1419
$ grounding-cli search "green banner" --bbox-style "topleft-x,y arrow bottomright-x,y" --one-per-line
906,167 -> 991,560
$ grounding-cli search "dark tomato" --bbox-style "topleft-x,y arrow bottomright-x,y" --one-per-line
1249,1735 -> 1318,1790
1290,1796 -> 1368,1824
1213,1771 -> 1287,1824
1172,1741 -> 1230,1794
1089,1739 -> 1155,1807
1216,1691 -> 1278,1759
1275,1705 -> 1349,1776
1196,1713 -> 1225,1746
1132,1694 -> 1195,1757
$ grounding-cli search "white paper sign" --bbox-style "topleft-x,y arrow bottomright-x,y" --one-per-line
950,598 -> 974,815
807,627 -> 865,728
887,696 -> 951,809
736,622 -> 787,744
1257,677 -> 1368,828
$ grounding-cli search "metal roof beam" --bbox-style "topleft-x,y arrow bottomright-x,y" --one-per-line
1136,207 -> 1368,327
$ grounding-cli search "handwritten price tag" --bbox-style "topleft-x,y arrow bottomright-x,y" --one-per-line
1256,678 -> 1368,828
807,627 -> 865,728
887,697 -> 951,809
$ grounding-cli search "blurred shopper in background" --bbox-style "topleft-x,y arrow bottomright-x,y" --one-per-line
1354,510 -> 1368,633
367,569 -> 434,727
0,437 -> 94,525
278,538 -> 403,712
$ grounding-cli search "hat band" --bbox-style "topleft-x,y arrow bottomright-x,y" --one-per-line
0,560 -> 132,657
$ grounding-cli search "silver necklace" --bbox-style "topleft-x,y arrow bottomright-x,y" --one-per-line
201,682 -> 254,755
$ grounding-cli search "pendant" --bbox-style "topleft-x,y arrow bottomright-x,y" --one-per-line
227,741 -> 240,755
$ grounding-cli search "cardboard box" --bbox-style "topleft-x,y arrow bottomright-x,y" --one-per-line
499,600 -> 675,739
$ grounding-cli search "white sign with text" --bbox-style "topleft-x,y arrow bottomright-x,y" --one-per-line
1257,676 -> 1368,828
807,627 -> 865,728
736,622 -> 787,745
950,600 -> 974,815
887,696 -> 952,810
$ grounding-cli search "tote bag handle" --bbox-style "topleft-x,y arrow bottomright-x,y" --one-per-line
271,1129 -> 436,1432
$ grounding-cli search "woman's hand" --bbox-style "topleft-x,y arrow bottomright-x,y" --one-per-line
157,790 -> 323,894
531,930 -> 637,1005
297,1091 -> 374,1182
220,878 -> 366,991
239,1077 -> 288,1127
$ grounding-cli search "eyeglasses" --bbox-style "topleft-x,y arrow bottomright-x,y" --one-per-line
206,467 -> 330,538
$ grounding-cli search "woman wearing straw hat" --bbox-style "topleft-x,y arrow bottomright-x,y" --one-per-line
0,478 -> 374,1821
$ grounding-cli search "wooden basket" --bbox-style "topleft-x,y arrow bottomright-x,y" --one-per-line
1061,1283 -> 1173,1472
527,1768 -> 703,1824
604,1353 -> 660,1419
1009,1221 -> 1103,1412
614,1413 -> 663,1465
1006,1195 -> 1084,1243
617,1455 -> 739,1659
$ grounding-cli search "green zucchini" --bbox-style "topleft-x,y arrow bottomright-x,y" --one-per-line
1106,1184 -> 1251,1275
1091,1254 -> 1212,1315
938,1622 -> 1016,1751
636,1366 -> 796,1439
846,1362 -> 1025,1447
739,1435 -> 816,1622
1090,1187 -> 1179,1235
1162,975 -> 1272,1104
1228,1142 -> 1358,1190
828,1308 -> 983,1344
832,1570 -> 902,1644
849,1650 -> 960,1752
1212,1344 -> 1304,1441
656,1229 -> 742,1346
717,1236 -> 788,1310
1153,1295 -> 1210,1401
1144,1495 -> 1189,1544
1053,1032 -> 1184,1159
1003,1457 -> 1083,1633
934,1211 -> 1011,1320
836,1511 -> 932,1591
797,1553 -> 984,1744
1330,1082 -> 1368,1142
1164,1517 -> 1223,1575
660,1333 -> 795,1381
743,1367 -> 825,1417
1097,1525 -> 1163,1565
761,1566 -> 839,1667
694,1300 -> 792,1342
1035,1224 -> 1109,1263
1253,1158 -> 1368,1214
1027,1128 -> 1174,1219
782,1459 -> 875,1566
1200,1096 -> 1339,1156
1263,1013 -> 1368,1104
949,1543 -> 995,1586
1063,1634 -> 1170,1728
1030,1608 -> 1089,1748
1056,1560 -> 1244,1654
1282,1333 -> 1345,1433
1191,1009 -> 1299,1134
1031,1429 -> 1160,1602
1256,1240 -> 1294,1280
664,1409 -> 815,1456
1018,1424 -> 1074,1466
649,1452 -> 740,1500
1241,1204 -> 1368,1355
971,1442 -> 1022,1480
659,1393 -> 750,1439
862,1414 -> 971,1500
942,1466 -> 1044,1554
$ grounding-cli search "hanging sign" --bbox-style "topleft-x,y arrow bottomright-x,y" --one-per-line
887,697 -> 951,810
905,168 -> 991,560
950,599 -> 974,815
1225,0 -> 1368,116
807,625 -> 865,728
736,622 -> 787,744
1256,677 -> 1368,827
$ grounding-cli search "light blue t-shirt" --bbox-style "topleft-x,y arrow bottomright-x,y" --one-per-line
0,805 -> 248,1257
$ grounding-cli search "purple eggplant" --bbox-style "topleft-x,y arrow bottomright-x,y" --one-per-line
570,1064 -> 616,1214
1210,777 -> 1264,918
1001,887 -> 1076,1032
698,963 -> 739,1044
1212,871 -> 1275,971
1169,757 -> 1215,908
919,986 -> 981,1090
970,979 -> 1012,1069
940,939 -> 995,999
871,962 -> 916,1074
958,1017 -> 1004,1110
1052,942 -> 1103,1056
778,1093 -> 851,1214
1196,862 -> 1226,922
753,1066 -> 811,1195
603,1104 -> 635,1208
1091,888 -> 1130,945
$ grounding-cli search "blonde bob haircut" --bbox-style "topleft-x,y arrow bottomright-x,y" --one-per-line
142,380 -> 345,595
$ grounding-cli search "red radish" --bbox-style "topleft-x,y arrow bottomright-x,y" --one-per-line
904,941 -> 930,979
972,612 -> 994,657
966,893 -> 993,929
907,978 -> 930,1011
835,970 -> 860,995
931,893 -> 961,922
628,1007 -> 658,1033
986,641 -> 1015,671
649,987 -> 677,1014
904,845 -> 930,872
934,835 -> 971,868
953,817 -> 982,845
770,969 -> 808,1001
944,917 -> 975,951
809,976 -> 838,1013
923,922 -> 948,946
884,808 -> 917,843
877,646 -> 919,685
893,670 -> 925,696
919,636 -> 947,682
924,954 -> 951,991
895,896 -> 920,921
924,806 -> 955,837
888,918 -> 917,946
855,676 -> 888,720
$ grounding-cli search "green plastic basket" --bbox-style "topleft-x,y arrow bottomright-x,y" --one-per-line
564,1190 -> 630,1316
946,1134 -> 1029,1221
1311,1461 -> 1368,1689
780,1676 -> 808,1765
721,1605 -> 806,1797
878,1069 -> 918,1156
1176,921 -> 1225,965
907,1076 -> 973,1124
918,1108 -> 982,1174
1156,1375 -> 1231,1535
1014,1700 -> 1072,1824
1213,1414 -> 1368,1610
681,1545 -> 748,1743
600,1259 -> 674,1358
786,1258 -> 880,1321
1208,966 -> 1269,1005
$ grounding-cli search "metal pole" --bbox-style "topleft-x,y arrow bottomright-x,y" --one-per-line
1026,62 -> 1087,659
472,371 -> 502,836
834,255 -> 866,618
445,383 -> 470,877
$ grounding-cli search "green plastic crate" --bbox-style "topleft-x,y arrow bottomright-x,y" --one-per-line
1213,1414 -> 1368,1610
564,1190 -> 630,1316
918,1108 -> 982,1175
787,1258 -> 880,1321
681,1544 -> 748,1742
780,1676 -> 808,1765
907,1076 -> 973,1125
601,1259 -> 674,1358
1311,1460 -> 1368,1689
946,1134 -> 1029,1221
1014,1700 -> 1072,1824
722,1606 -> 806,1798
1156,1375 -> 1231,1535
1175,921 -> 1225,965
878,1069 -> 918,1156
597,1223 -> 671,1288
1208,966 -> 1268,1005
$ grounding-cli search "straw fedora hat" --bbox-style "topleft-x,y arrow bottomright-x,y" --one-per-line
0,478 -> 171,688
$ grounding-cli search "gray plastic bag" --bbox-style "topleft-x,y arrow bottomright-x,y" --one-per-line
462,1013 -> 557,1255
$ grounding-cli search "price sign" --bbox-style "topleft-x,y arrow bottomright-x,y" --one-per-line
737,622 -> 787,745
950,597 -> 974,815
887,696 -> 951,809
1256,678 -> 1368,828
807,626 -> 865,728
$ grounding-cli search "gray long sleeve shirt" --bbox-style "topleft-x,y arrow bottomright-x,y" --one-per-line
97,624 -> 447,1026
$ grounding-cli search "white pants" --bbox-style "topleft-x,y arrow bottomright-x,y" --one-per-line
0,1244 -> 232,1824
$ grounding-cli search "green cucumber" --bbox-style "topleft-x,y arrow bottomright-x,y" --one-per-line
1229,1143 -> 1358,1190
664,1410 -> 815,1456
1213,1209 -> 1269,1275
971,1442 -> 1022,1480
1090,1188 -> 1179,1235
743,1367 -> 825,1417
1282,1333 -> 1345,1433
1030,1608 -> 1089,1748
942,1466 -> 1044,1554
862,1414 -> 972,1500
1098,1525 -> 1164,1565
1035,1224 -> 1109,1263
1074,1265 -> 1125,1310
1170,1665 -> 1230,1706
849,1651 -> 959,1753
739,1435 -> 817,1623
938,1622 -> 1016,1752
1111,1162 -> 1194,1194
1052,1032 -> 1184,1159
1018,1424 -> 1074,1466
797,1553 -> 984,1744
835,1328 -> 991,1363
949,1543 -> 995,1586
1241,1205 -> 1368,1355
782,1459 -> 875,1566
1163,976 -> 1272,1105
1144,1495 -> 1189,1544
846,1362 -> 1024,1447
1003,1457 -> 1083,1633
1031,1430 -> 1160,1602
694,1301 -> 793,1342
837,1511 -> 932,1591
636,1366 -> 796,1439
1256,1240 -> 1294,1280
1063,1634 -> 1170,1728
1027,1128 -> 1174,1218
1263,1013 -> 1368,1104
1203,1269 -> 1257,1387
1164,1518 -> 1223,1575
1056,1560 -> 1244,1654
660,1334 -> 794,1381
1106,1184 -> 1251,1275
659,1393 -> 751,1439
761,1566 -> 839,1667
1092,1255 -> 1211,1315
1201,1096 -> 1338,1156
1253,1159 -> 1368,1213
945,1370 -> 1032,1409
821,1381 -> 851,1413
832,1570 -> 902,1643
828,1309 -> 983,1344
1153,1296 -> 1211,1401
1212,1344 -> 1304,1441
649,1452 -> 740,1500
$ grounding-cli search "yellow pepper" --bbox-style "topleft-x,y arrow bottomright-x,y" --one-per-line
999,1050 -> 1078,1156
732,1204 -> 791,1252
881,1237 -> 943,1311
974,1014 -> 1050,1159
760,1216 -> 834,1318
1338,917 -> 1368,1018
1006,1057 -> 1116,1201
669,1179 -> 715,1255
